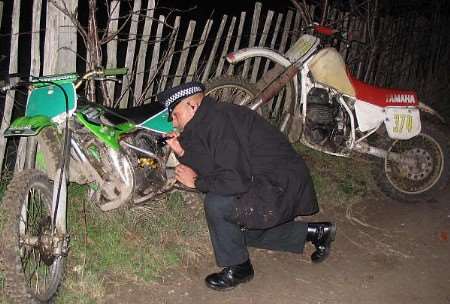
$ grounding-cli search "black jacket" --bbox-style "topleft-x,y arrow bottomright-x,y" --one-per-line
179,97 -> 319,229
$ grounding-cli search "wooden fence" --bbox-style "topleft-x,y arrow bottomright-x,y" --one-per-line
0,0 -> 449,178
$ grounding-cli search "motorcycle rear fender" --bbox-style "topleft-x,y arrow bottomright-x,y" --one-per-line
3,115 -> 54,137
226,47 -> 299,103
75,112 -> 136,150
417,102 -> 446,123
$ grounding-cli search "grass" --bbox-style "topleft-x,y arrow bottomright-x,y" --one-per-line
0,172 -> 12,303
0,145 -> 376,303
55,185 -> 208,303
294,143 -> 376,207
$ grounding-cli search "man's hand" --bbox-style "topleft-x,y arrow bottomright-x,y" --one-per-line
175,164 -> 197,188
166,132 -> 184,157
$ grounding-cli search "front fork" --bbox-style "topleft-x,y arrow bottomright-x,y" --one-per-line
50,166 -> 70,256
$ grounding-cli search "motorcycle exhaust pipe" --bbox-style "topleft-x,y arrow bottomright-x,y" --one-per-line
249,65 -> 299,110
354,142 -> 417,166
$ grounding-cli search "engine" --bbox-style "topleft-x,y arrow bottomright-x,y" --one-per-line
127,131 -> 168,196
305,87 -> 347,150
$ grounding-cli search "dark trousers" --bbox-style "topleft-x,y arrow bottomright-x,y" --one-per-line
204,193 -> 308,267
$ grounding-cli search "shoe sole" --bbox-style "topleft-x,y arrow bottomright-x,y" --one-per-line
329,223 -> 337,242
205,273 -> 254,292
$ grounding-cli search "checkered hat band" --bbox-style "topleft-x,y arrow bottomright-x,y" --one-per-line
165,86 -> 203,108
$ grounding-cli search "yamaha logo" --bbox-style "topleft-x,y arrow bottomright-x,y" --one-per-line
385,94 -> 416,104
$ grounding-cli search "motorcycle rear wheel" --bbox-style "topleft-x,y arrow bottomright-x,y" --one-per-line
374,124 -> 450,202
0,170 -> 65,303
205,76 -> 297,138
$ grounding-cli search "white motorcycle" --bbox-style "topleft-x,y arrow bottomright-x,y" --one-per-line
205,24 -> 449,202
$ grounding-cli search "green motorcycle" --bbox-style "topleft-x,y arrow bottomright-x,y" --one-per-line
0,68 -> 179,303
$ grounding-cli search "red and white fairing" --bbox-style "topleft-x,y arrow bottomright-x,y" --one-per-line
349,73 -> 421,140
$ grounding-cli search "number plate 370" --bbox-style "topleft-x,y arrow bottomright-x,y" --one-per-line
384,107 -> 421,140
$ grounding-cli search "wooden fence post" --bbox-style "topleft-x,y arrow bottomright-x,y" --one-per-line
106,0 -> 121,103
263,13 -> 283,74
134,0 -> 155,101
186,19 -> 213,82
0,0 -> 20,176
278,10 -> 293,54
173,20 -> 196,86
159,16 -> 180,92
145,14 -> 165,98
201,15 -> 228,82
250,10 -> 274,83
56,0 -> 77,73
241,2 -> 261,78
215,16 -> 236,78
24,0 -> 44,170
119,0 -> 142,108
43,2 -> 59,75
226,12 -> 246,76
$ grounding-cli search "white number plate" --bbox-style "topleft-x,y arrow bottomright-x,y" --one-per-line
384,107 -> 421,140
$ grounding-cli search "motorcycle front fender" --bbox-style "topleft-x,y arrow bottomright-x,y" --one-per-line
226,47 -> 299,103
3,115 -> 55,137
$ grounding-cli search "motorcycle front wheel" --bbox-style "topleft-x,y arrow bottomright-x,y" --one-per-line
0,170 -> 65,303
374,124 -> 450,202
205,76 -> 297,139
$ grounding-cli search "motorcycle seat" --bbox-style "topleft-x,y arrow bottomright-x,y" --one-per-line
347,72 -> 418,107
102,102 -> 166,125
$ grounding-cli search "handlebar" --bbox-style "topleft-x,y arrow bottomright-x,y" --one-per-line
0,78 -> 25,93
307,23 -> 365,48
75,67 -> 129,89
103,67 -> 128,76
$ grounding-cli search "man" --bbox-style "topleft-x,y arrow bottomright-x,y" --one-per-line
159,82 -> 336,291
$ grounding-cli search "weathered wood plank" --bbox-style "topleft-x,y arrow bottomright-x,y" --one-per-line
24,0 -> 44,170
17,0 -> 38,172
143,15 -> 165,101
201,15 -> 228,82
134,0 -> 155,101
215,17 -> 236,78
30,0 -> 43,82
269,11 -> 294,125
242,2 -> 261,78
56,0 -> 77,73
159,16 -> 180,92
119,0 -> 142,108
106,0 -> 121,102
0,0 -> 20,175
227,12 -> 246,76
251,10 -> 274,83
186,19 -> 213,82
263,13 -> 283,73
173,20 -> 196,86
292,10 -> 301,41
43,3 -> 59,75
279,10 -> 293,54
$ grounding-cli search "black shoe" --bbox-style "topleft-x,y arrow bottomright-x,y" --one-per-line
307,222 -> 336,263
205,260 -> 254,291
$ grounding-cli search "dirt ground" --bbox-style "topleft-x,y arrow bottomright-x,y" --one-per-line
103,188 -> 450,304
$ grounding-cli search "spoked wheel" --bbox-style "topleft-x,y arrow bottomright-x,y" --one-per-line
205,76 -> 297,138
1,170 -> 65,303
374,124 -> 450,202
